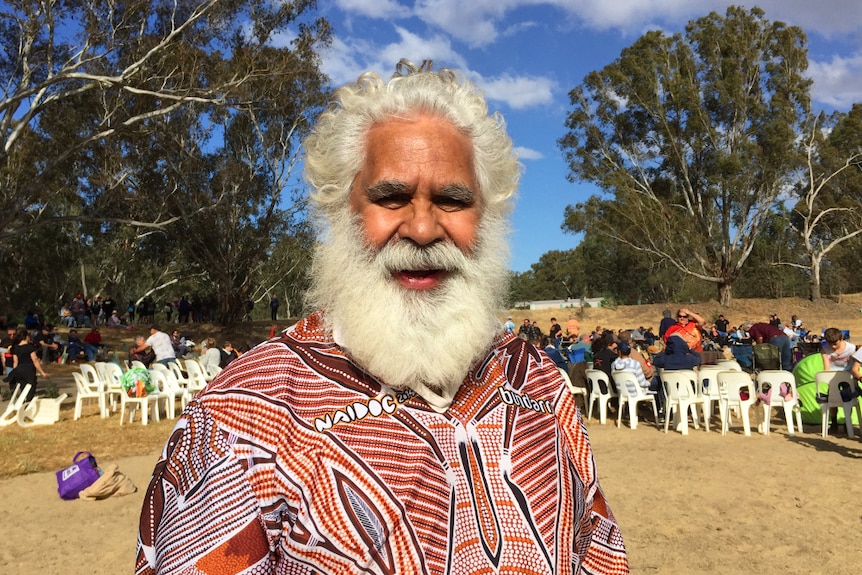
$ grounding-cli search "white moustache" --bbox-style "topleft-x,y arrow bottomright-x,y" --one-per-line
374,240 -> 470,273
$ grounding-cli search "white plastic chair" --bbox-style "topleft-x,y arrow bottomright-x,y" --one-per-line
119,371 -> 164,425
130,360 -> 147,371
612,370 -> 658,429
813,370 -> 861,438
717,370 -> 760,436
204,363 -> 222,382
168,361 -> 191,390
698,366 -> 725,428
756,370 -> 803,436
79,364 -> 109,418
101,362 -> 126,413
148,369 -> 185,419
558,367 -> 587,411
184,359 -> 208,394
661,369 -> 706,434
73,371 -> 103,420
715,359 -> 742,371
0,384 -> 32,426
585,369 -> 616,424
17,393 -> 69,426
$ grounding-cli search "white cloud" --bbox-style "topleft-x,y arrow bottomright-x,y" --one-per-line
477,73 -> 556,109
334,0 -> 411,19
319,26 -> 467,86
515,146 -> 544,160
414,0 -> 522,47
808,53 -> 862,108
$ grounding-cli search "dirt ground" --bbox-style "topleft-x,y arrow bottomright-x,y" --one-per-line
1,418 -> 860,574
2,297 -> 862,574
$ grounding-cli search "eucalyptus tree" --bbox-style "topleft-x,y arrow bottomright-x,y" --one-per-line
0,0 -> 330,312
558,6 -> 810,305
788,105 -> 862,300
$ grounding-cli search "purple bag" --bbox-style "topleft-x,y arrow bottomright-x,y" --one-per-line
56,451 -> 101,500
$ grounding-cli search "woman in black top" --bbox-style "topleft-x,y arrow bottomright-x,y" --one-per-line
8,328 -> 48,401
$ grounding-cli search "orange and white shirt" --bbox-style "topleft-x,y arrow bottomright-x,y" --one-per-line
136,312 -> 628,575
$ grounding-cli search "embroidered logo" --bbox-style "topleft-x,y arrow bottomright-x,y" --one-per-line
497,387 -> 553,414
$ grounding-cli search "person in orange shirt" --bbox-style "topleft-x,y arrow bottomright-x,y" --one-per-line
663,308 -> 706,353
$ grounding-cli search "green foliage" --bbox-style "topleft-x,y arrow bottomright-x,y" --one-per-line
0,0 -> 330,323
558,6 -> 812,305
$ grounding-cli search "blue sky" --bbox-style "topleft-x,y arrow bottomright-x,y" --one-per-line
312,1 -> 862,272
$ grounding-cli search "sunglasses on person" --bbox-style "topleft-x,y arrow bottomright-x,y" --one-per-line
678,314 -> 688,319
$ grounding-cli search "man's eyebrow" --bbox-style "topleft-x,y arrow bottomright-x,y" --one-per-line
365,181 -> 408,202
436,184 -> 476,204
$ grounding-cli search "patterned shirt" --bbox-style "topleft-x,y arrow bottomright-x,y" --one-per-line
136,312 -> 628,574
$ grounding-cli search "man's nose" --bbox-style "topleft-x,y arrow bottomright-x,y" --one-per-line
397,200 -> 444,246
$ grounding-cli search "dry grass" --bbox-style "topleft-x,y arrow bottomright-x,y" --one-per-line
0,404 -> 175,478
4,295 -> 862,479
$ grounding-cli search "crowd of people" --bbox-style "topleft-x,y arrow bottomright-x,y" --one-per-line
513,307 -> 858,425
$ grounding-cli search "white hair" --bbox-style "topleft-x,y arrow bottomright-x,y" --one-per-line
303,60 -> 521,224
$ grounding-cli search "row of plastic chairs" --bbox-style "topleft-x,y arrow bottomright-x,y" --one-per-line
579,363 -> 808,437
73,358 -> 220,424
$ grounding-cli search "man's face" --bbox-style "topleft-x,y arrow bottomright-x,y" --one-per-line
348,115 -> 481,291
677,312 -> 689,325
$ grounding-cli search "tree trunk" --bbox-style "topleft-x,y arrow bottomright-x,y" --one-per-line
718,282 -> 733,306
808,257 -> 822,301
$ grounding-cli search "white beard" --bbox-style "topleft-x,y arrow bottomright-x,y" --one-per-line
307,209 -> 510,410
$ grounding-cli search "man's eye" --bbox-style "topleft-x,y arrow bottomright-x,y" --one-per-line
435,197 -> 470,211
375,195 -> 410,208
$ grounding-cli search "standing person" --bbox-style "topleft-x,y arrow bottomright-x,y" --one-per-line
714,314 -> 729,346
548,317 -> 562,340
7,328 -> 48,401
130,324 -> 176,366
0,325 -> 15,377
517,318 -> 534,340
101,294 -> 116,320
745,321 -> 793,370
565,314 -> 580,340
269,295 -> 280,321
663,308 -> 706,353
136,62 -> 627,574
163,300 -> 174,323
177,296 -> 190,323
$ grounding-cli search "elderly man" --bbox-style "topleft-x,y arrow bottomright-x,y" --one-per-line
135,62 -> 627,574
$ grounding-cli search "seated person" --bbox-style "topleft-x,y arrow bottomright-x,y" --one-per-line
590,332 -> 619,393
33,324 -> 62,363
83,326 -> 108,360
65,329 -> 88,363
199,338 -> 222,374
128,335 -> 156,368
613,341 -> 663,415
59,304 -> 75,328
106,310 -> 129,328
653,335 -> 702,372
566,334 -> 592,364
170,329 -> 189,358
540,336 -> 568,371
219,341 -> 238,368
